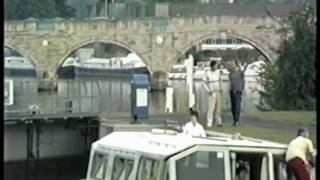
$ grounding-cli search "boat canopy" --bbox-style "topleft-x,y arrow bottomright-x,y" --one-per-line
91,131 -> 288,160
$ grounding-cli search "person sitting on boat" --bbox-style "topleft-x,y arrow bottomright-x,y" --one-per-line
236,164 -> 249,180
183,110 -> 206,137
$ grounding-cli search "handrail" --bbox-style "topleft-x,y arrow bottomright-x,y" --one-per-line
4,79 -> 102,121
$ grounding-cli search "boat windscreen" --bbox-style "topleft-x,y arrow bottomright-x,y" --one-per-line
176,151 -> 225,180
111,156 -> 134,180
137,156 -> 161,180
90,152 -> 108,180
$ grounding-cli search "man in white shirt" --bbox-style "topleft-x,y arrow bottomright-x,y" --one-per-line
183,110 -> 206,137
203,60 -> 223,127
286,128 -> 315,180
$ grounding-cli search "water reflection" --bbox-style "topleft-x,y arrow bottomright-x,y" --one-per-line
4,76 -> 262,117
88,77 -> 262,115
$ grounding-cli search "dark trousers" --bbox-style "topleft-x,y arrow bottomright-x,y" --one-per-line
286,157 -> 310,180
229,90 -> 242,123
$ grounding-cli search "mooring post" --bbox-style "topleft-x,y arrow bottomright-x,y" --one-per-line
25,120 -> 34,180
84,119 -> 88,150
35,120 -> 41,180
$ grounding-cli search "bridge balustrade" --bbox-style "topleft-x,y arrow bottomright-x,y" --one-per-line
4,2 -> 308,33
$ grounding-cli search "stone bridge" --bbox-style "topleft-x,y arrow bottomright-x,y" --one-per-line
5,13 -> 290,82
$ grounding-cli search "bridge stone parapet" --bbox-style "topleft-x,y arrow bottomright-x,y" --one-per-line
5,15 -> 283,86
4,16 -> 280,32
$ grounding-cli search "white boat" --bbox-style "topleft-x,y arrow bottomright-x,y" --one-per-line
244,60 -> 265,77
169,60 -> 264,82
200,37 -> 254,51
4,56 -> 37,77
82,130 -> 290,180
169,61 -> 229,81
201,43 -> 254,51
58,53 -> 149,78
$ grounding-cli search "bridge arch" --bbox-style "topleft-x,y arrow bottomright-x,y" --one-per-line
172,32 -> 275,67
4,43 -> 38,70
55,38 -> 151,76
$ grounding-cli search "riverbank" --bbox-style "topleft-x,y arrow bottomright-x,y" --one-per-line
102,110 -> 317,147
242,111 -> 316,126
212,111 -> 316,146
207,124 -> 316,146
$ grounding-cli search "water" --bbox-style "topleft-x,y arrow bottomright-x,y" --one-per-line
5,154 -> 89,180
4,76 -> 262,117
77,76 -> 262,115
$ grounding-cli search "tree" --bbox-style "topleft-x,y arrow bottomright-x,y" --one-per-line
151,0 -> 198,2
55,0 -> 76,18
5,0 -> 76,20
5,0 -> 56,20
259,3 -> 316,110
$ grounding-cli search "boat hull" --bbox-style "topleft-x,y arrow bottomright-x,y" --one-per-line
4,68 -> 37,77
57,66 -> 75,79
74,66 -> 149,77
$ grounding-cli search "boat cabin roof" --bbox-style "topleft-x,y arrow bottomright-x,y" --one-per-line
92,132 -> 287,160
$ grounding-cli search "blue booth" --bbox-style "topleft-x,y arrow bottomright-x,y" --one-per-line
131,74 -> 150,120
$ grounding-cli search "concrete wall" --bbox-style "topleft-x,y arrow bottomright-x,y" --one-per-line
4,122 -> 96,162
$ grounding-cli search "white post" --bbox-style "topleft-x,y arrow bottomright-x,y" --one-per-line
186,54 -> 195,109
165,82 -> 174,113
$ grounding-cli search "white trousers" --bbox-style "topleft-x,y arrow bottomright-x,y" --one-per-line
207,92 -> 222,127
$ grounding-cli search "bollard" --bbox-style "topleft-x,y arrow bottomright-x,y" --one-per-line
131,74 -> 150,120
65,101 -> 73,113
185,54 -> 195,109
165,86 -> 174,113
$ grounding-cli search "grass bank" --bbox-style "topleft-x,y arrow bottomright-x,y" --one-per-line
242,111 -> 316,126
207,125 -> 317,147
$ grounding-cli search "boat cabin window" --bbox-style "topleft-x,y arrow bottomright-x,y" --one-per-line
273,155 -> 287,180
111,156 -> 134,180
137,156 -> 161,180
176,151 -> 225,180
230,152 -> 269,180
90,152 -> 108,180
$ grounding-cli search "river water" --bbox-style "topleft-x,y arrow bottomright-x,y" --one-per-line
93,76 -> 262,115
4,76 -> 263,118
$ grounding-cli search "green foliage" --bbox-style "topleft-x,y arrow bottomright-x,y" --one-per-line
5,0 -> 76,20
55,0 -> 76,18
151,0 -> 198,2
244,111 -> 316,126
151,0 -> 314,3
5,0 -> 55,20
259,3 -> 316,110
259,61 -> 281,109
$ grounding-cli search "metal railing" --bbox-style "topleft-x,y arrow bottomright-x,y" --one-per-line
4,78 -> 102,121
4,96 -> 101,119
